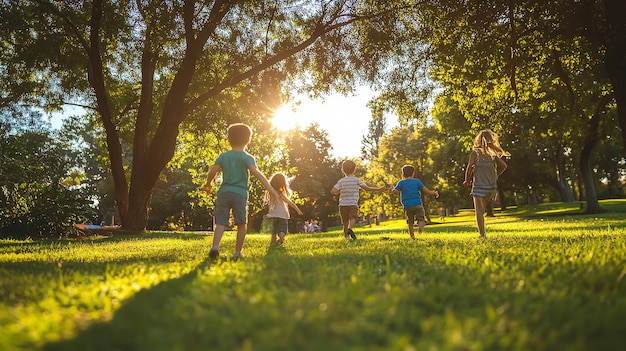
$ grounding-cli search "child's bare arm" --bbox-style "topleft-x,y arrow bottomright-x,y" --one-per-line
362,184 -> 387,192
282,194 -> 303,216
249,165 -> 280,199
495,157 -> 507,176
463,152 -> 477,186
200,164 -> 221,194
422,186 -> 439,198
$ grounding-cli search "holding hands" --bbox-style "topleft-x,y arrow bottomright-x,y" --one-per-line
200,183 -> 212,194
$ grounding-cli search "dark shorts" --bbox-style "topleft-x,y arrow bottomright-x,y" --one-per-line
268,217 -> 288,234
405,205 -> 425,224
214,191 -> 247,225
339,206 -> 359,223
339,206 -> 359,224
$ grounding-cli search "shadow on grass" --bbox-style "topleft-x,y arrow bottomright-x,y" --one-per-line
0,231 -> 211,254
43,256 -> 216,351
37,231 -> 626,351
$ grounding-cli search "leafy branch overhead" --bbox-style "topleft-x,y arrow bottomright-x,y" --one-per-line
2,1 -> 417,230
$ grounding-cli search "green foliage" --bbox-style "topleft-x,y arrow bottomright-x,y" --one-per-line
1,201 -> 626,350
372,124 -> 444,219
1,0 -> 413,230
0,122 -> 93,239
285,124 -> 342,229
367,0 -> 624,207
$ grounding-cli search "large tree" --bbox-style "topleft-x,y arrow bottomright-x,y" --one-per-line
1,0 -> 414,230
366,0 -> 622,213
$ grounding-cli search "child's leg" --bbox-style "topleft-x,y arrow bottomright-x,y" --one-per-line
343,222 -> 350,237
407,221 -> 415,239
212,224 -> 226,249
277,231 -> 286,244
234,223 -> 247,256
473,196 -> 486,237
418,220 -> 426,234
349,217 -> 357,230
211,192 -> 230,255
482,197 -> 490,212
270,233 -> 277,244
209,224 -> 226,258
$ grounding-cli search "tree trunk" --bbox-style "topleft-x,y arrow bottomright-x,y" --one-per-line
580,144 -> 602,213
555,147 -> 575,202
603,0 -> 626,154
579,95 -> 611,214
126,185 -> 153,231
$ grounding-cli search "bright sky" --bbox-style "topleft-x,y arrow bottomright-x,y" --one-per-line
50,87 -> 390,159
272,86 -> 388,159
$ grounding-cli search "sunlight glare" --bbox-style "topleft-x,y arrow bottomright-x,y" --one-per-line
272,104 -> 299,131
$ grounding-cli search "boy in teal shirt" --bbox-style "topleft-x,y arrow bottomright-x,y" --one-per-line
201,123 -> 278,259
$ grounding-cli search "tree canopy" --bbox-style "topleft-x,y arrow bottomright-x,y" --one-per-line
1,0 -> 624,232
1,0 -> 416,230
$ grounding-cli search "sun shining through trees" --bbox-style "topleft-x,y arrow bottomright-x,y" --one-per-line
271,104 -> 300,131
269,87 -> 385,158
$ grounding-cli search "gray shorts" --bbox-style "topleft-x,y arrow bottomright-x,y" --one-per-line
405,205 -> 425,224
268,217 -> 288,234
214,191 -> 247,225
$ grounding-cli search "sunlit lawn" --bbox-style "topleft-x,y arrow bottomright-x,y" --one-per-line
1,200 -> 626,351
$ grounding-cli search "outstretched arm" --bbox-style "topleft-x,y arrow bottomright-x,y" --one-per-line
422,186 -> 439,198
200,164 -> 221,194
362,184 -> 387,192
249,165 -> 280,199
281,194 -> 303,216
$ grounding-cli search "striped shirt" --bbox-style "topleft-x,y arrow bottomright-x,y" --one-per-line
333,176 -> 366,206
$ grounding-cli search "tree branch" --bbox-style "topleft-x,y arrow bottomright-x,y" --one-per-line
184,5 -> 407,115
34,0 -> 91,59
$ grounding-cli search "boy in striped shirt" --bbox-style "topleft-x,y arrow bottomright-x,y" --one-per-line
331,160 -> 387,239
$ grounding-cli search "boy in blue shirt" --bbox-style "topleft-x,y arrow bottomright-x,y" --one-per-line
201,123 -> 278,259
391,165 -> 439,239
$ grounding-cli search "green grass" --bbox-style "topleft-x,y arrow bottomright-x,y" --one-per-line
2,200 -> 626,351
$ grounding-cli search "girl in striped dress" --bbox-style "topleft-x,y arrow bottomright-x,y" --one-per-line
463,129 -> 509,238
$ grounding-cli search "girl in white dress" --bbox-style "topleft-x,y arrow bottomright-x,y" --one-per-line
265,173 -> 303,244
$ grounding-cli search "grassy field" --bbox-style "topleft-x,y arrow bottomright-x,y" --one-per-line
1,200 -> 626,351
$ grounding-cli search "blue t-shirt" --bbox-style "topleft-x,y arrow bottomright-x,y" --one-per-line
394,178 -> 425,208
215,150 -> 256,197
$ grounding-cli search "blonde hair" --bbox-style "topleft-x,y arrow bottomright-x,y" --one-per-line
473,129 -> 510,157
265,173 -> 292,204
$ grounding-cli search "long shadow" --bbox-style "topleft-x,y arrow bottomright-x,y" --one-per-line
35,231 -> 626,351
43,256 -> 215,351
